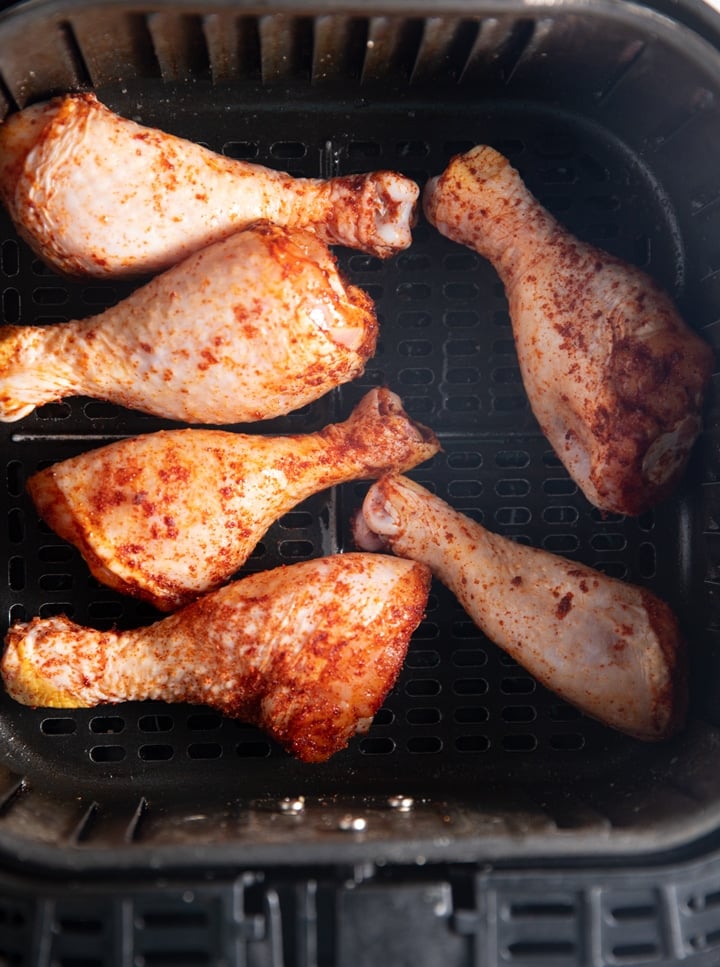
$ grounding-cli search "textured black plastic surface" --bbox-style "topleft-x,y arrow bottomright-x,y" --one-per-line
0,92 -> 687,796
10,848 -> 720,965
1,0 -> 720,907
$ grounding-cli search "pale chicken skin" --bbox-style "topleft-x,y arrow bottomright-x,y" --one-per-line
0,93 -> 419,276
1,553 -> 431,763
28,388 -> 440,611
424,146 -> 714,516
354,474 -> 685,741
0,222 -> 377,423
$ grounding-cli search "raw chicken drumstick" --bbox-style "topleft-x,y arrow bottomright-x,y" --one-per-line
354,474 -> 685,741
28,388 -> 440,611
424,146 -> 714,516
1,553 -> 431,763
0,222 -> 377,423
0,93 -> 418,276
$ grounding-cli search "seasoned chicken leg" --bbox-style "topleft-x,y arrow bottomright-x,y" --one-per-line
354,474 -> 685,741
0,93 -> 418,276
1,553 -> 431,763
424,146 -> 714,516
0,222 -> 377,423
28,388 -> 439,611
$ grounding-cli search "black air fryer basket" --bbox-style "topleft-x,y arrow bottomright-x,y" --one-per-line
3,0 -> 720,963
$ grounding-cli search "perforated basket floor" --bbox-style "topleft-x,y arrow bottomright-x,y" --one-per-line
0,89 -> 692,809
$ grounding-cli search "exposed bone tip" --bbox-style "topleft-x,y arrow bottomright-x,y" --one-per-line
359,479 -> 403,540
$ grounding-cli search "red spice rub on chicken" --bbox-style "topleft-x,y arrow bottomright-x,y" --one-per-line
1,553 -> 431,763
27,388 -> 440,611
424,145 -> 714,515
355,474 -> 685,741
0,93 -> 419,277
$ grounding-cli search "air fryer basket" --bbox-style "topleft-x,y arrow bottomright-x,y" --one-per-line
3,0 -> 720,962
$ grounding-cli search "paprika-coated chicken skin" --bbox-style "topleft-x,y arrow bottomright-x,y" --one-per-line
354,474 -> 685,742
0,93 -> 419,276
28,388 -> 440,611
0,223 -> 377,423
424,146 -> 714,516
1,554 -> 431,763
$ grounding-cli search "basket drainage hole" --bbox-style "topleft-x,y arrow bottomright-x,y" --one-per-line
406,648 -> 440,669
455,735 -> 489,752
501,677 -> 536,695
222,140 -> 259,159
36,401 -> 71,421
543,505 -> 579,525
89,745 -> 125,763
445,310 -> 480,328
360,737 -> 395,755
279,539 -> 314,560
279,510 -> 314,529
501,706 -> 536,724
502,734 -> 538,752
236,740 -> 271,758
550,733 -> 585,751
550,703 -> 582,722
407,736 -> 443,754
447,450 -> 482,471
41,717 -> 77,735
452,678 -> 489,696
454,707 -> 489,725
443,252 -> 479,272
349,254 -> 383,274
270,140 -> 306,159
8,507 -> 24,543
90,715 -> 124,734
1,238 -> 19,275
8,556 -> 25,591
408,707 -> 441,725
139,744 -> 174,761
448,480 -> 482,499
543,478 -> 577,497
494,449 -> 530,470
405,679 -> 441,697
452,618 -> 483,639
187,743 -> 222,760
83,400 -> 120,419
6,460 -> 24,498
32,285 -> 67,305
38,544 -> 73,562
